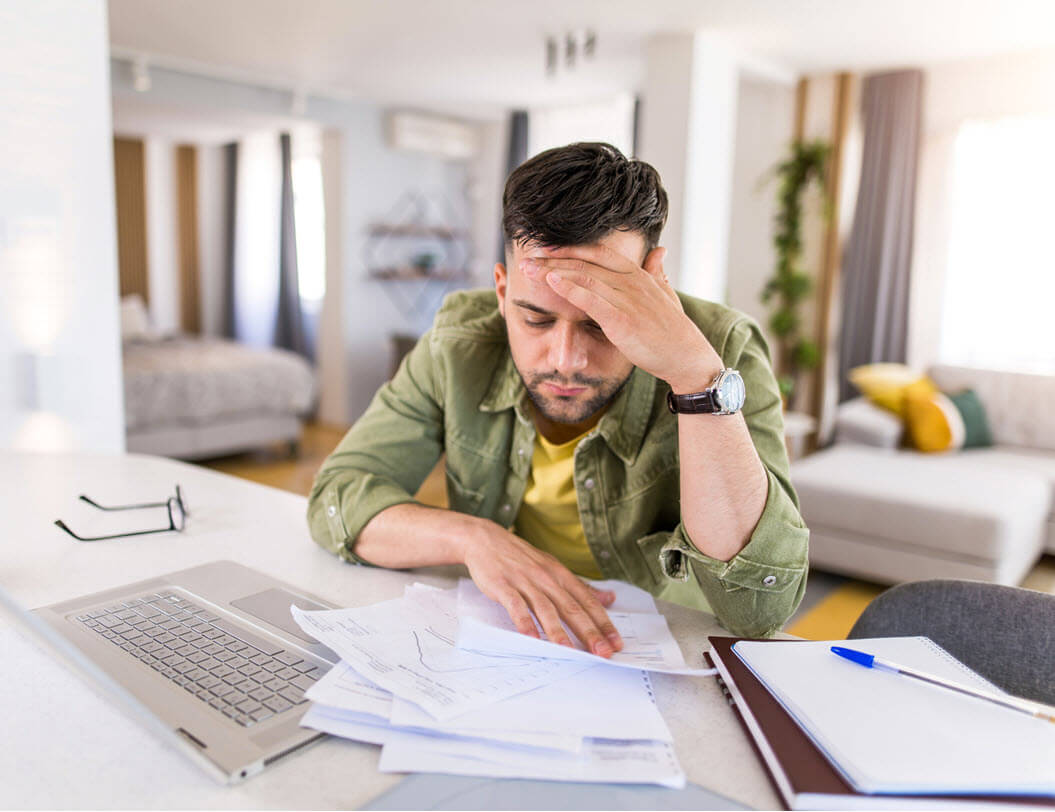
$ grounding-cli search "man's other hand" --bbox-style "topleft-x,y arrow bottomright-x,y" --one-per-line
521,243 -> 723,393
457,521 -> 624,658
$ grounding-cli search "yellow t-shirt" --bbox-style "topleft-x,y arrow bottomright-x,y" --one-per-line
515,430 -> 603,579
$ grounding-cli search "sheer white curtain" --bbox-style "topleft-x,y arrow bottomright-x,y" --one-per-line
230,128 -> 325,351
937,116 -> 1055,373
527,94 -> 636,158
232,132 -> 281,349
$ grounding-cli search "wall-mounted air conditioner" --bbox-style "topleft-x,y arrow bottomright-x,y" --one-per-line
386,111 -> 479,160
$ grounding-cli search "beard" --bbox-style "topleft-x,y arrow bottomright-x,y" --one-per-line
519,368 -> 631,425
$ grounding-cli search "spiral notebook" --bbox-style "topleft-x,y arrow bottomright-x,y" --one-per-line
731,637 -> 1055,798
707,637 -> 1055,810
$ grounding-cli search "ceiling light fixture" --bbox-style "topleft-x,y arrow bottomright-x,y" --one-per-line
544,30 -> 596,79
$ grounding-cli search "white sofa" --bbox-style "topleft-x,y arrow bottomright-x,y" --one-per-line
791,365 -> 1055,585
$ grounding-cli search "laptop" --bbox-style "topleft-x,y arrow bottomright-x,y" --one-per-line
25,560 -> 339,783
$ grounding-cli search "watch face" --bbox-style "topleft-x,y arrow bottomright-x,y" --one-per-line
715,371 -> 746,412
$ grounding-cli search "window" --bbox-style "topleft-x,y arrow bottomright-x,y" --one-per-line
292,152 -> 326,306
938,116 -> 1055,373
528,94 -> 636,158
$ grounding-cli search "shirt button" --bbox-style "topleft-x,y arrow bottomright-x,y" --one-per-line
326,505 -> 337,518
762,575 -> 777,586
599,550 -> 611,560
583,478 -> 595,490
517,448 -> 526,457
501,504 -> 511,513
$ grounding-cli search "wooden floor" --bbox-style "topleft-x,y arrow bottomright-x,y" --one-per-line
200,422 -> 349,497
199,422 -> 448,505
199,423 -> 1055,639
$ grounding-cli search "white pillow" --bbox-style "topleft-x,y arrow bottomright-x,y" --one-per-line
119,294 -> 154,341
834,397 -> 904,450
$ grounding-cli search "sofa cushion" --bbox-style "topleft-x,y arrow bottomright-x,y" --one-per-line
941,446 -> 1055,521
849,363 -> 937,417
903,389 -> 993,453
792,446 -> 1050,561
929,365 -> 1055,452
834,398 -> 904,449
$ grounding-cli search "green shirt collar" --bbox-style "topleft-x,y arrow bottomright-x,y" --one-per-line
478,348 -> 656,466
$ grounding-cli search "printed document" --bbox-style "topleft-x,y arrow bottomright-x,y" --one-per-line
302,704 -> 685,788
456,579 -> 715,675
291,585 -> 591,719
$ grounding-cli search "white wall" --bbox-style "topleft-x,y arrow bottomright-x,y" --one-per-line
638,33 -> 740,302
468,117 -> 509,274
315,129 -> 348,426
334,105 -> 475,421
0,0 -> 124,453
725,76 -> 796,347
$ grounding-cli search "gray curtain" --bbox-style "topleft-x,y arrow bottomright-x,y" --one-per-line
498,110 -> 529,262
632,96 -> 641,157
274,132 -> 310,359
838,70 -> 924,401
221,142 -> 238,339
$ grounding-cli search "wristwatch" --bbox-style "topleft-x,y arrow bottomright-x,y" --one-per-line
667,368 -> 746,415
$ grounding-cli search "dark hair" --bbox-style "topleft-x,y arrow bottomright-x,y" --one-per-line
502,142 -> 668,256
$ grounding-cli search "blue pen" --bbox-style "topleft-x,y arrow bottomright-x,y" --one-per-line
830,646 -> 1055,724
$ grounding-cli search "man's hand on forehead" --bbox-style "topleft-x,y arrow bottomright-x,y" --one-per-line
520,243 -> 722,392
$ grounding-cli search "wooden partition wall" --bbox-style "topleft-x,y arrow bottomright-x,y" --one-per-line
112,137 -> 149,303
793,74 -> 858,450
112,138 -> 203,332
176,145 -> 201,333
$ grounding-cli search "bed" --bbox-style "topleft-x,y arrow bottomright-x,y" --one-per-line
121,298 -> 315,460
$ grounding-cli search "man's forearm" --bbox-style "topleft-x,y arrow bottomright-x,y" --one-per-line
354,502 -> 480,568
668,360 -> 769,563
676,412 -> 768,561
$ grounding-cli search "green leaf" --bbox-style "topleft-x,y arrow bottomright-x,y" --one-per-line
769,309 -> 798,337
793,338 -> 821,370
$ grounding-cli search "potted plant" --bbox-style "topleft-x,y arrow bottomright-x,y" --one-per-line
761,139 -> 830,408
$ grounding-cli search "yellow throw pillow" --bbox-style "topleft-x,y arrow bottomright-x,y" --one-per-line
848,363 -> 938,417
904,390 -> 966,453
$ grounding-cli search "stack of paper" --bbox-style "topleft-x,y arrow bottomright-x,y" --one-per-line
290,579 -> 708,787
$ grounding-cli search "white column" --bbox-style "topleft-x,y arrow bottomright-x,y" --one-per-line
638,33 -> 740,303
0,0 -> 124,452
145,138 -> 180,334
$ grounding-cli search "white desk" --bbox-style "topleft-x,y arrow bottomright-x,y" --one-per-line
0,451 -> 781,809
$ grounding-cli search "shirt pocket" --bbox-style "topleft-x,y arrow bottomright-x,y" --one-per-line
445,466 -> 485,516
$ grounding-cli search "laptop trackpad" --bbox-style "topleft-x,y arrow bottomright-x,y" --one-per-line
231,588 -> 333,651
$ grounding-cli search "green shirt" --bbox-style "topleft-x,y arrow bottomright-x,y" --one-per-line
307,289 -> 809,637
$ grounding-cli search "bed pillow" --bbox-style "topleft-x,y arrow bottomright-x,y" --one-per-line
904,388 -> 993,453
120,295 -> 155,341
848,363 -> 938,417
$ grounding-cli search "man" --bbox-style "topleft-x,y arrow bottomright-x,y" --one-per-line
308,142 -> 808,655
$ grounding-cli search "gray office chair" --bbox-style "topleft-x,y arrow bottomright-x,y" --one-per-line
848,579 -> 1055,706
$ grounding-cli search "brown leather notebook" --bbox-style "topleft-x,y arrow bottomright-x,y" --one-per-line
706,636 -> 1054,810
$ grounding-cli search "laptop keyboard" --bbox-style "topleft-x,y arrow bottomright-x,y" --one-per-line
74,590 -> 327,728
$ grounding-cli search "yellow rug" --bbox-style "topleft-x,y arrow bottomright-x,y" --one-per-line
786,580 -> 886,640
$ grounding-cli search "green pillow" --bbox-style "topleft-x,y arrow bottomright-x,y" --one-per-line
947,390 -> 992,449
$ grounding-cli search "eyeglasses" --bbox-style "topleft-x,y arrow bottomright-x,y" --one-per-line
54,485 -> 189,542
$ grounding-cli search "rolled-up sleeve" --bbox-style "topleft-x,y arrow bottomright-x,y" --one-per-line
658,469 -> 809,636
653,316 -> 809,637
306,330 -> 445,564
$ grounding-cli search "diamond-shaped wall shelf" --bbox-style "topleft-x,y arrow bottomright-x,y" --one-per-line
364,189 -> 472,317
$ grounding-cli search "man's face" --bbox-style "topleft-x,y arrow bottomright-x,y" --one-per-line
494,230 -> 645,429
